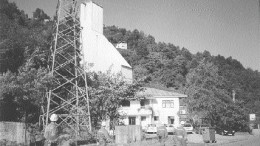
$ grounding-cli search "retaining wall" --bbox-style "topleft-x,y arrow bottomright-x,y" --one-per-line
0,122 -> 30,145
115,125 -> 142,145
252,129 -> 260,135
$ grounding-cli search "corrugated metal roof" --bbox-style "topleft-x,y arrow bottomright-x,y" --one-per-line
138,87 -> 187,98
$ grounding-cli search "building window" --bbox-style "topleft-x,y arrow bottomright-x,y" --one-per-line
162,100 -> 174,108
141,116 -> 146,121
154,116 -> 159,121
121,100 -> 130,107
179,106 -> 186,114
140,99 -> 150,107
168,116 -> 175,124
151,99 -> 158,104
129,117 -> 136,125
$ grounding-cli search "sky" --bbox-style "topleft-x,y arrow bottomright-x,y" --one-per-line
10,0 -> 260,71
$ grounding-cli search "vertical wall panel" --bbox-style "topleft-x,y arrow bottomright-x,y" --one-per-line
91,3 -> 103,34
0,122 -> 30,145
80,1 -> 132,81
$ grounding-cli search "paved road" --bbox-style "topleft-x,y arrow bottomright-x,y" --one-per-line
85,133 -> 260,146
212,136 -> 260,146
187,134 -> 260,146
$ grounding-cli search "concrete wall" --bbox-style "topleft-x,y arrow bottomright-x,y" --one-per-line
252,129 -> 260,135
80,2 -> 132,81
121,66 -> 133,82
80,1 -> 103,34
0,122 -> 30,145
115,125 -> 142,144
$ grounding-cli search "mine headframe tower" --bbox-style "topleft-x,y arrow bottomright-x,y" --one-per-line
41,0 -> 91,138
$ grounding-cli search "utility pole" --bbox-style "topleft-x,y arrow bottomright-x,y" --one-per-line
41,0 -> 91,140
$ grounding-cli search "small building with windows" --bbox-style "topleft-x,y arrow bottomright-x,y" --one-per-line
118,87 -> 187,129
115,42 -> 127,50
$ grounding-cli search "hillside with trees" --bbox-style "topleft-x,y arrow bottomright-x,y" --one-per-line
104,25 -> 260,130
0,0 -> 54,122
0,0 -> 259,131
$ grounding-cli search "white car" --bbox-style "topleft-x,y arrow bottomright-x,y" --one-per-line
183,123 -> 194,134
165,124 -> 175,134
146,124 -> 157,134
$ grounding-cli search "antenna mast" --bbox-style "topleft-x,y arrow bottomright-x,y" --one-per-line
42,0 -> 91,137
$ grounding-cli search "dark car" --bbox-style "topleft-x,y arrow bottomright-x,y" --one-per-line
216,126 -> 236,136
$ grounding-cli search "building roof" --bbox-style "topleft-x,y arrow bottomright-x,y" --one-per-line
138,87 -> 187,99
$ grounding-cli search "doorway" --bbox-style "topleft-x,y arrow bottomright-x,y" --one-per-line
129,117 -> 136,125
168,116 -> 175,124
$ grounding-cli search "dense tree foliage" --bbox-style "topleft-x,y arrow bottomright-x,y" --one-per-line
0,0 -> 53,73
0,0 -> 53,122
0,63 -> 52,122
88,71 -> 143,129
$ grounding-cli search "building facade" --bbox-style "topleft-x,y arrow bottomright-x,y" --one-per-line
118,87 -> 187,129
80,2 -> 132,81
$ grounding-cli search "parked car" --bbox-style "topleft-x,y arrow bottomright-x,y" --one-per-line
216,126 -> 236,136
183,123 -> 194,134
195,124 -> 210,134
146,124 -> 157,134
165,124 -> 175,134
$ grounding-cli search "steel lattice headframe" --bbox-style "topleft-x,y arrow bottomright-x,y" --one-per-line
40,0 -> 91,136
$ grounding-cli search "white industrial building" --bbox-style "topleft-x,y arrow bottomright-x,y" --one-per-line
80,1 -> 132,81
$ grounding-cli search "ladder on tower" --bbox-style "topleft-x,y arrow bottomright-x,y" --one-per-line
40,0 -> 92,138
